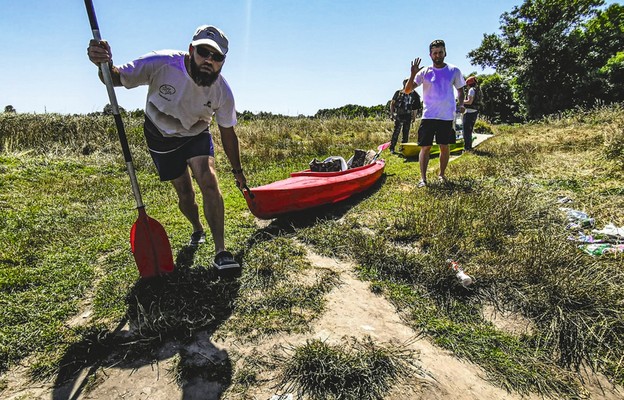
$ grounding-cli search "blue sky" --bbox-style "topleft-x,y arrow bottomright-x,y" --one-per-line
0,0 -> 599,116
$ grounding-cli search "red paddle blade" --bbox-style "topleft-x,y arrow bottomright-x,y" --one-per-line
130,209 -> 175,278
372,141 -> 391,161
377,141 -> 391,152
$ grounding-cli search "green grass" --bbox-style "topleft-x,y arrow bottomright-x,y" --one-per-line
218,236 -> 340,340
274,336 -> 421,400
1,106 -> 623,398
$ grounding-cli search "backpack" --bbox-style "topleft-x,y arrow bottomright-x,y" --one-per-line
466,86 -> 483,110
394,92 -> 413,115
309,156 -> 347,172
348,149 -> 377,168
394,91 -> 421,115
474,86 -> 483,109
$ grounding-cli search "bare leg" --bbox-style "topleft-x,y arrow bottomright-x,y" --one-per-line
188,156 -> 226,253
419,146 -> 431,183
439,144 -> 450,178
171,169 -> 203,234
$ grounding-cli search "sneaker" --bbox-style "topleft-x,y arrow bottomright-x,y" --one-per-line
213,250 -> 241,278
390,148 -> 396,154
438,175 -> 447,183
189,231 -> 206,246
417,180 -> 427,188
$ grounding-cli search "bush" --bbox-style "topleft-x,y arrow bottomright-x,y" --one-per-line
474,119 -> 494,134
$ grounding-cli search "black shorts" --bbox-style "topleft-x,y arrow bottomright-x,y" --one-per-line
417,119 -> 456,146
148,132 -> 214,181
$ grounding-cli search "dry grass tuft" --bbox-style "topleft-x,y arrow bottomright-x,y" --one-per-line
274,336 -> 422,400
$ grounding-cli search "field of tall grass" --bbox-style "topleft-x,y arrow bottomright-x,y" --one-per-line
1,104 -> 623,398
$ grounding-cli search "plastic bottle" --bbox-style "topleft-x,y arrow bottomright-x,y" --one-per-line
447,259 -> 474,288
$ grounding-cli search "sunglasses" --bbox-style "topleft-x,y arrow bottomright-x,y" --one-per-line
194,46 -> 226,62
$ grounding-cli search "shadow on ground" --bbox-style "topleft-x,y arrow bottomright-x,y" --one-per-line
52,245 -> 241,400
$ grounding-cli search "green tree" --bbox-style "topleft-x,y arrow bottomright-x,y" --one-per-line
103,103 -> 126,115
4,105 -> 16,113
599,51 -> 624,102
476,74 -> 523,123
127,108 -> 145,119
468,0 -> 623,119
581,4 -> 624,104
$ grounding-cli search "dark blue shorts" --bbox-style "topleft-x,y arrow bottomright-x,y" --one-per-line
417,119 -> 456,146
148,132 -> 214,181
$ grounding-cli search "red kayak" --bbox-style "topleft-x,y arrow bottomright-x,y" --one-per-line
243,160 -> 386,219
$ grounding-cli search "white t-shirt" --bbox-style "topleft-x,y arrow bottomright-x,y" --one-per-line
465,87 -> 478,114
118,50 -> 237,137
413,63 -> 465,121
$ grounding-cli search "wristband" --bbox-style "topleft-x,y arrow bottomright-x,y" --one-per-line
231,168 -> 243,174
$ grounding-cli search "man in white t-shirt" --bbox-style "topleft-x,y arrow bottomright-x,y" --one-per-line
88,25 -> 244,273
405,39 -> 466,187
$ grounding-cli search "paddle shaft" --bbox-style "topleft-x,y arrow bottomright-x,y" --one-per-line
84,0 -> 175,278
84,0 -> 144,209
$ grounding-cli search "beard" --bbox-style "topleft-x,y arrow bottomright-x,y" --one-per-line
432,56 -> 445,68
190,57 -> 221,87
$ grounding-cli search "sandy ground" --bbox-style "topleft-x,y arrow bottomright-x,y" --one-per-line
2,134 -> 623,399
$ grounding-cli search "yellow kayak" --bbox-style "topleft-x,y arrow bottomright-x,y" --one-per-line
399,138 -> 466,157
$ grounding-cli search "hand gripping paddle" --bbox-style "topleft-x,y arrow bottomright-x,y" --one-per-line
84,0 -> 174,278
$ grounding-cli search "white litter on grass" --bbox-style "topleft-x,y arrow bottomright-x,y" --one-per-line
593,223 -> 624,241
456,270 -> 474,287
447,259 -> 475,288
560,207 -> 595,229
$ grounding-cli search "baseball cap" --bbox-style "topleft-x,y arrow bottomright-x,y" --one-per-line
191,25 -> 229,55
